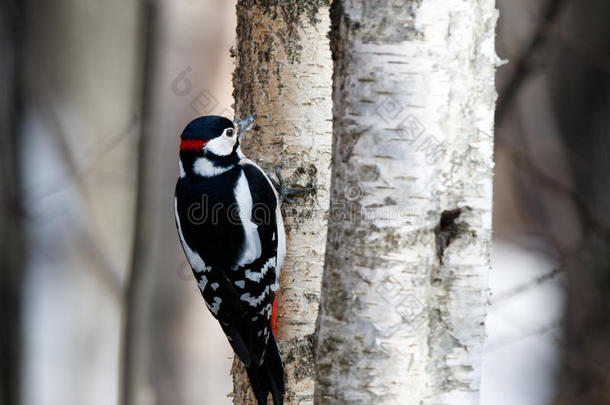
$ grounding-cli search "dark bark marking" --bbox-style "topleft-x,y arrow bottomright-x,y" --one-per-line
434,207 -> 472,265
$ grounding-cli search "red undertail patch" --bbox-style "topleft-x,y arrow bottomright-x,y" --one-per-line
270,297 -> 277,335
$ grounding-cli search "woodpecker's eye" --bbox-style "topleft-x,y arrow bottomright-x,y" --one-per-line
226,128 -> 235,137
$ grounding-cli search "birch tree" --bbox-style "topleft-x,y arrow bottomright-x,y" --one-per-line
231,1 -> 333,403
315,1 -> 498,404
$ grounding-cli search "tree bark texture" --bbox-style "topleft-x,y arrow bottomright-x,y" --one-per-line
315,1 -> 498,404
231,1 -> 333,404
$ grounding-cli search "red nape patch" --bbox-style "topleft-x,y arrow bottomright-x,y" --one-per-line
270,297 -> 278,335
179,139 -> 208,152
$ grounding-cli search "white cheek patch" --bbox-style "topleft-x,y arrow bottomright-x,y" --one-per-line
205,129 -> 237,156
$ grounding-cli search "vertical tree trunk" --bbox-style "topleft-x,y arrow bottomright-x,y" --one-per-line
120,3 -> 158,405
231,1 -> 333,403
315,1 -> 497,404
0,3 -> 23,405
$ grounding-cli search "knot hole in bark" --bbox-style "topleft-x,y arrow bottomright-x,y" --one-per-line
434,206 -> 472,265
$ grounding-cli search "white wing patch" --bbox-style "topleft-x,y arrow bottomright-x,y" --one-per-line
258,303 -> 273,318
240,286 -> 271,307
234,172 -> 262,266
198,275 -> 208,291
239,159 -> 285,281
275,202 -> 286,275
206,296 -> 222,315
193,157 -> 232,177
174,197 -> 209,273
244,257 -> 274,282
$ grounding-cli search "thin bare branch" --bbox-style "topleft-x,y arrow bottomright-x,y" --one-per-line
495,0 -> 570,123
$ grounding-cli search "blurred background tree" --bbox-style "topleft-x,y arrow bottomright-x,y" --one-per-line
0,3 -> 24,405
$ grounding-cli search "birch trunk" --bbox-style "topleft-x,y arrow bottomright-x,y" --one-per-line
315,1 -> 498,404
231,1 -> 332,404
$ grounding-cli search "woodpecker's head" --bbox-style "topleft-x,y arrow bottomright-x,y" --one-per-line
178,114 -> 256,178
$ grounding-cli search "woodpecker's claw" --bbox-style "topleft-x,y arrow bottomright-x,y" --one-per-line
270,165 -> 316,204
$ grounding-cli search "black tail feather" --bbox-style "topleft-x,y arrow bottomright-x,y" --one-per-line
245,335 -> 284,405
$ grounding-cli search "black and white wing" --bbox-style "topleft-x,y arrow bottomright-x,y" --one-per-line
174,162 -> 284,366
223,160 -> 285,364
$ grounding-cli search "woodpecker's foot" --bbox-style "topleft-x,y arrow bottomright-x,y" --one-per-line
269,165 -> 316,204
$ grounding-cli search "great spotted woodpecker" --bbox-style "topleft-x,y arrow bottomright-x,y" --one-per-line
174,115 -> 285,405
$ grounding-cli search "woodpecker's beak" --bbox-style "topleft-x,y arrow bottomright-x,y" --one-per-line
235,114 -> 256,137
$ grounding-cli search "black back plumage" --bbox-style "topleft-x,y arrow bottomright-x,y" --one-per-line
175,166 -> 245,268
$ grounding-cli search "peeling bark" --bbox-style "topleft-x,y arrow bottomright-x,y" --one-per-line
231,1 -> 332,404
315,1 -> 498,404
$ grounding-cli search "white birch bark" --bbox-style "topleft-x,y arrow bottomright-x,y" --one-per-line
315,1 -> 498,404
231,1 -> 332,404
